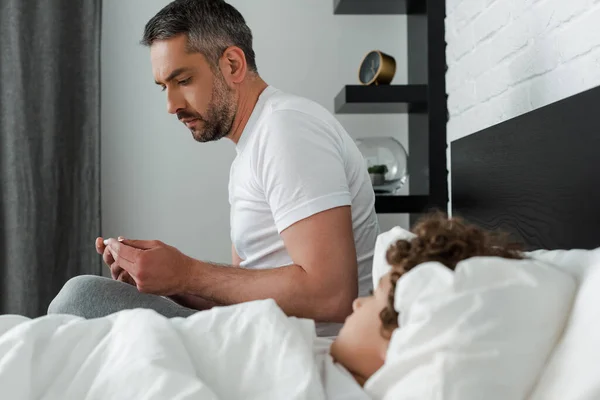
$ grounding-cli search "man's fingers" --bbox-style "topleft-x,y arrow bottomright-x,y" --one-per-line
96,237 -> 105,255
105,238 -> 161,284
110,262 -> 121,280
118,238 -> 159,250
110,261 -> 129,281
116,270 -> 135,285
105,238 -> 141,275
103,246 -> 115,268
115,253 -> 137,277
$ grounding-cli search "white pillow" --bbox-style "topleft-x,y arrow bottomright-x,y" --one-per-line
371,226 -> 415,288
364,253 -> 577,400
525,248 -> 600,400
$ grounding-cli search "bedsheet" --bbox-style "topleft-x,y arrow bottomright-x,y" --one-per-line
0,299 -> 359,399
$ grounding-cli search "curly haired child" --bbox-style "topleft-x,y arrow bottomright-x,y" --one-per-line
330,211 -> 523,386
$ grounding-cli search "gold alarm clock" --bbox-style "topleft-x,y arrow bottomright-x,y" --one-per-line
358,50 -> 396,86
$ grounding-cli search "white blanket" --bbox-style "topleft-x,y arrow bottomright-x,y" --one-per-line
0,299 -> 365,400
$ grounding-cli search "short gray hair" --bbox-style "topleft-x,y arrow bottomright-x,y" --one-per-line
141,0 -> 258,72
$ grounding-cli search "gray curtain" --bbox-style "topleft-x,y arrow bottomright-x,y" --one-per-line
0,1 -> 102,317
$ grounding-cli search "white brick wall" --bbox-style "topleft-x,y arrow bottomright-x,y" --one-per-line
446,0 -> 600,141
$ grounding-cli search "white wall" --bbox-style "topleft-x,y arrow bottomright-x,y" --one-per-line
446,0 -> 600,141
101,0 -> 409,267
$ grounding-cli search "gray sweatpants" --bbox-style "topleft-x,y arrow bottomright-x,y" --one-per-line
48,275 -> 199,319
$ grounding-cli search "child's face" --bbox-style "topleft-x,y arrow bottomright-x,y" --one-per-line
330,272 -> 394,385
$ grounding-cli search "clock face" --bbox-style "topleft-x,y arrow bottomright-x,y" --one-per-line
359,51 -> 381,85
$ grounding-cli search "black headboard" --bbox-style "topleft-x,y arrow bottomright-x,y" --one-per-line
451,85 -> 600,251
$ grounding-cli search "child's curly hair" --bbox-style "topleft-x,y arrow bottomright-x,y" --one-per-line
379,211 -> 524,335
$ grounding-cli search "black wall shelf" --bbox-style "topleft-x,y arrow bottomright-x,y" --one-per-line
334,0 -> 426,15
375,195 -> 432,214
333,0 -> 448,220
335,85 -> 427,114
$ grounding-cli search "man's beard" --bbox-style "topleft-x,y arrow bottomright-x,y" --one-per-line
178,73 -> 237,143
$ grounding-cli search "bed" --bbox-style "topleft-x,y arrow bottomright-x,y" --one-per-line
1,87 -> 600,400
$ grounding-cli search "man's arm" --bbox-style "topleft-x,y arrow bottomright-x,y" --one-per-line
185,206 -> 357,322
167,244 -> 245,310
169,244 -> 244,310
109,206 -> 357,321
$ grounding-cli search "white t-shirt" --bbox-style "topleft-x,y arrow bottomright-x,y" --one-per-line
228,86 -> 380,337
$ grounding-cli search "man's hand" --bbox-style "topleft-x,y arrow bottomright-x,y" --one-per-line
95,237 -> 135,285
104,238 -> 193,296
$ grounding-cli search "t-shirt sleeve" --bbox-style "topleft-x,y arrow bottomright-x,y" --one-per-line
255,109 -> 352,233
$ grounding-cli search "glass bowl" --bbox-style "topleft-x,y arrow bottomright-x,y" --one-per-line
355,136 -> 408,194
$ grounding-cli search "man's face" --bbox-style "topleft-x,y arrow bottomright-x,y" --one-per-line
151,35 -> 237,142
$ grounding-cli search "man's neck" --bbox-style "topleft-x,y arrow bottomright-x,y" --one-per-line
226,77 -> 269,144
